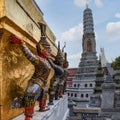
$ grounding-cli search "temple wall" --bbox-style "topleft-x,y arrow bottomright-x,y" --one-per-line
0,0 -> 57,119
0,0 -> 57,55
0,30 -> 35,120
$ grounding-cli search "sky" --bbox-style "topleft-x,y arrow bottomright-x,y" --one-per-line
35,0 -> 120,68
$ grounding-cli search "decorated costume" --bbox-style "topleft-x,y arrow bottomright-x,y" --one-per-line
60,52 -> 69,95
48,43 -> 69,105
48,42 -> 64,105
10,23 -> 63,120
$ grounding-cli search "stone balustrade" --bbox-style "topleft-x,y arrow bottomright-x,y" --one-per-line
13,94 -> 69,120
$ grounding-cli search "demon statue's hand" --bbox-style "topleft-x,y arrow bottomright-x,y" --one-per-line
9,35 -> 23,44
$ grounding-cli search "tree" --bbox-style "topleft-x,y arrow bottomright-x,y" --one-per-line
111,56 -> 120,70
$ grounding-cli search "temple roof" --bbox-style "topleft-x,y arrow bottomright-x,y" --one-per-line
68,68 -> 77,75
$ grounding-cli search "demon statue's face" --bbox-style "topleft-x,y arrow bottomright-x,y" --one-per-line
36,37 -> 51,59
41,44 -> 51,58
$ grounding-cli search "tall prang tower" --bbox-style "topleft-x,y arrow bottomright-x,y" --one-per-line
67,5 -> 98,102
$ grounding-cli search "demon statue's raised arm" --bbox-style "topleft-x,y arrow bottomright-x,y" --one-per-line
10,23 -> 64,120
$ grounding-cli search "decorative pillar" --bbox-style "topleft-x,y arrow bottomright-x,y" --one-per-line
101,75 -> 116,109
100,75 -> 116,118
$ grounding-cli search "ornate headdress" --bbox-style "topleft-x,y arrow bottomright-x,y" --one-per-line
54,42 -> 64,66
63,52 -> 69,68
36,22 -> 50,53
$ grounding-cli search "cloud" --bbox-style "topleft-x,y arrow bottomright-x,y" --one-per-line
68,52 -> 81,68
68,52 -> 81,60
73,0 -> 87,7
94,0 -> 103,7
115,13 -> 120,18
73,0 -> 103,8
106,21 -> 120,40
60,23 -> 83,42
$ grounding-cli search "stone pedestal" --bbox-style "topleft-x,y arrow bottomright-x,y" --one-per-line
100,75 -> 116,118
13,95 -> 69,120
115,91 -> 120,108
101,76 -> 116,109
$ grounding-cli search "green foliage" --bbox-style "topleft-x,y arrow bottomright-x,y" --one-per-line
111,56 -> 120,70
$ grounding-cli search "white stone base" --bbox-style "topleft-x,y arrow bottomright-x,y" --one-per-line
12,95 -> 69,120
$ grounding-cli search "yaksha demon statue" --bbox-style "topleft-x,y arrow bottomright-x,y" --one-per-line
55,51 -> 69,99
60,52 -> 69,96
48,42 -> 64,105
48,42 -> 69,105
10,23 -> 64,120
